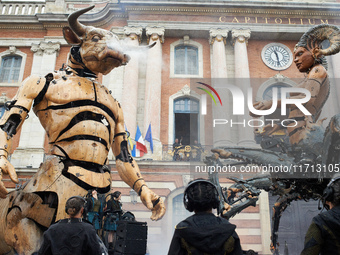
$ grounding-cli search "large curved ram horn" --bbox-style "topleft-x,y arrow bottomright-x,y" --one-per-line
68,5 -> 95,37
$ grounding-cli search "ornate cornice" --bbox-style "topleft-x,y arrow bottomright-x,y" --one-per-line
31,41 -> 60,56
124,5 -> 340,17
146,26 -> 165,44
0,93 -> 8,105
232,29 -> 251,45
209,28 -> 229,45
8,46 -> 17,54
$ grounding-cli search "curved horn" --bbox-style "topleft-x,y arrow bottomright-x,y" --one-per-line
68,5 -> 95,37
296,24 -> 340,57
317,25 -> 340,56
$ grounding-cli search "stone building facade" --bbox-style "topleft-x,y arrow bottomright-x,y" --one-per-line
1,0 -> 340,254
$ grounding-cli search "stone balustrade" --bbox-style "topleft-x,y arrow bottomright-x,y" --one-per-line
0,2 -> 45,15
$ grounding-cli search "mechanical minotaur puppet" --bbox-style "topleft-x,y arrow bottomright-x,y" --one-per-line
0,6 -> 165,254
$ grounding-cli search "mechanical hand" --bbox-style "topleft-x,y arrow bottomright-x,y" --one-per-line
140,186 -> 166,221
249,100 -> 273,117
0,156 -> 18,198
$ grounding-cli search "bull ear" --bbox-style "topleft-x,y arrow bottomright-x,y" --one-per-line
63,26 -> 82,46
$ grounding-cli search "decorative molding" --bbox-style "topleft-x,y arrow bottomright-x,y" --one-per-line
146,26 -> 165,44
0,93 -> 8,105
31,41 -> 60,56
125,5 -> 340,17
255,74 -> 297,101
182,175 -> 191,186
209,28 -> 229,45
232,29 -> 251,45
8,46 -> 17,54
31,44 -> 43,56
273,73 -> 289,82
180,85 -> 191,96
124,26 -> 143,43
183,35 -> 190,45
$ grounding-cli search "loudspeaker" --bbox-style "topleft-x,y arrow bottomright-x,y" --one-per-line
114,221 -> 147,255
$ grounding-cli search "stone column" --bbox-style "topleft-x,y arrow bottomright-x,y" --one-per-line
121,26 -> 143,135
232,29 -> 256,146
11,41 -> 60,168
331,54 -> 340,113
317,56 -> 337,122
210,29 -> 228,79
209,28 -> 233,146
143,27 -> 164,159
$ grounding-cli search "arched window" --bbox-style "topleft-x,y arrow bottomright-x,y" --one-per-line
174,97 -> 199,145
174,45 -> 198,75
0,55 -> 22,83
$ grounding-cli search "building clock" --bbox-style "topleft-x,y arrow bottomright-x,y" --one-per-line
261,43 -> 293,71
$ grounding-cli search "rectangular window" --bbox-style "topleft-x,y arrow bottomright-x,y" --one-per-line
0,56 -> 22,83
174,46 -> 198,75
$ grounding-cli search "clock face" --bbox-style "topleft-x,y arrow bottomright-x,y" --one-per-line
261,43 -> 293,71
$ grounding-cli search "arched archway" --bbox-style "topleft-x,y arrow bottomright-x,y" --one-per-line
168,85 -> 205,145
173,97 -> 199,145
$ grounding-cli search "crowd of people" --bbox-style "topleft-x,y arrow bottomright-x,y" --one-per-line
172,138 -> 203,161
38,188 -> 135,254
37,176 -> 340,255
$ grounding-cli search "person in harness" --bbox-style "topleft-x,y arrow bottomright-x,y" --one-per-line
86,189 -> 104,234
103,190 -> 123,250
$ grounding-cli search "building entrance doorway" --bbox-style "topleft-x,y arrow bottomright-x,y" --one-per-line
174,97 -> 199,145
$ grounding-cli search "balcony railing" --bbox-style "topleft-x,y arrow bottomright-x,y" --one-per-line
0,2 -> 45,15
162,144 -> 213,162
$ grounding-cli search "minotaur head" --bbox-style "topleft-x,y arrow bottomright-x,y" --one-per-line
63,6 -> 131,75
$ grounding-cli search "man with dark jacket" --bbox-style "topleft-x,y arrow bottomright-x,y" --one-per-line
301,175 -> 340,255
168,179 -> 243,255
38,196 -> 103,255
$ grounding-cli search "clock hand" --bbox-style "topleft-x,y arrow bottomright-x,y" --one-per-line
274,51 -> 281,66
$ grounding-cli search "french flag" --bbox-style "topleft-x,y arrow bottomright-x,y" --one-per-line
131,125 -> 147,157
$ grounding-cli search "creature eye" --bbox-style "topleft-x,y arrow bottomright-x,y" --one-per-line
92,36 -> 100,42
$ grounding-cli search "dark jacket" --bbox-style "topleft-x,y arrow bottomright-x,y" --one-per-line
301,206 -> 340,255
168,212 -> 243,255
106,199 -> 122,213
38,218 -> 102,255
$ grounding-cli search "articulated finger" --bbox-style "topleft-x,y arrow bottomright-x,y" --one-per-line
142,195 -> 154,210
150,198 -> 166,221
5,162 -> 18,183
0,181 -> 8,199
151,205 -> 166,221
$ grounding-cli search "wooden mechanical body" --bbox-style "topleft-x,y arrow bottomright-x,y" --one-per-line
0,5 -> 165,255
